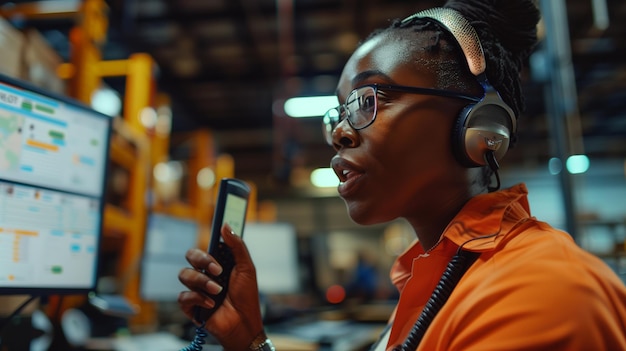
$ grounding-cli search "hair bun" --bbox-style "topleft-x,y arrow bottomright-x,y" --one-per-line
443,0 -> 541,58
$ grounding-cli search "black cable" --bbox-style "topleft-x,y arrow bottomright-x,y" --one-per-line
486,151 -> 501,192
0,295 -> 39,340
179,322 -> 209,351
392,249 -> 481,351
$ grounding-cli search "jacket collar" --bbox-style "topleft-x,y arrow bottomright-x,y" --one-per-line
390,183 -> 532,288
444,183 -> 531,250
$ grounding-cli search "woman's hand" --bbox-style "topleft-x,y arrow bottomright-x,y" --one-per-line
178,224 -> 264,350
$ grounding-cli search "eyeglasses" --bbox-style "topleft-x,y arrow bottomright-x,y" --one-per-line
322,83 -> 481,145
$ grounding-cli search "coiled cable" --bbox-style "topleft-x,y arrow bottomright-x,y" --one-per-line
392,249 -> 480,351
179,322 -> 208,351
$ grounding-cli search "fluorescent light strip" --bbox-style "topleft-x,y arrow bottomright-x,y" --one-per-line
310,168 -> 339,188
566,154 -> 590,174
284,96 -> 338,118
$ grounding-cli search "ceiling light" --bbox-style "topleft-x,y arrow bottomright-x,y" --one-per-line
91,87 -> 121,117
139,107 -> 158,128
548,157 -> 562,175
566,154 -> 590,174
592,0 -> 609,30
196,167 -> 216,189
155,105 -> 172,136
153,161 -> 183,182
310,167 -> 338,188
284,96 -> 338,118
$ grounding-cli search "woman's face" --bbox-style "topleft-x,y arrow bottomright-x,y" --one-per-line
330,31 -> 472,225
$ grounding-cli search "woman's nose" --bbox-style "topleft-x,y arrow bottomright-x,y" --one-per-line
332,118 -> 359,150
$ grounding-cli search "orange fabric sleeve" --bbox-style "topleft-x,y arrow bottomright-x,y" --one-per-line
418,226 -> 626,351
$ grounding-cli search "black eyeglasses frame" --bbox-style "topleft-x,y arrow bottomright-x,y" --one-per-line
322,83 -> 482,145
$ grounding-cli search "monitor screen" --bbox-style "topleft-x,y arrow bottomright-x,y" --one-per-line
140,218 -> 301,300
140,213 -> 199,301
244,222 -> 301,295
0,74 -> 112,295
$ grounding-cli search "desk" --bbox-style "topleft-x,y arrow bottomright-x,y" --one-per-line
82,320 -> 385,351
268,319 -> 386,351
268,334 -> 318,351
84,333 -> 191,351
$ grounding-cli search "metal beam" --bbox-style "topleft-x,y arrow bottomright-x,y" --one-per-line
539,0 -> 583,240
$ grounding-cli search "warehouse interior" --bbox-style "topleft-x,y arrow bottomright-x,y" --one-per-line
0,0 -> 625,350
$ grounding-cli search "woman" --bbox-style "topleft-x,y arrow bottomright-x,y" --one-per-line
178,0 -> 626,350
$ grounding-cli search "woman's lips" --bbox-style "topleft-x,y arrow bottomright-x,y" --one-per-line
331,156 -> 364,197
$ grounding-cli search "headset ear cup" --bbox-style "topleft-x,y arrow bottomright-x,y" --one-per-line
453,93 -> 516,168
452,105 -> 476,167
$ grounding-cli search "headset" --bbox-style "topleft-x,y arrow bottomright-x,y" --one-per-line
402,8 -> 517,169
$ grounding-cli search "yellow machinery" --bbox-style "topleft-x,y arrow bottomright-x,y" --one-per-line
0,0 -> 222,329
0,0 -> 275,332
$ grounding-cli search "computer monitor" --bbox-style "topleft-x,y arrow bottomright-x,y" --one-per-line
0,73 -> 112,295
140,213 -> 199,301
244,222 -> 301,295
140,218 -> 301,301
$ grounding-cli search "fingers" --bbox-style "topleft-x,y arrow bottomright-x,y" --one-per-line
177,290 -> 215,323
179,249 -> 226,304
179,225 -> 256,327
184,248 -> 223,276
178,267 -> 224,294
178,290 -> 215,310
178,263 -> 226,323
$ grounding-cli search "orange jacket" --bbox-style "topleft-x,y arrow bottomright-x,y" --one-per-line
386,183 -> 626,350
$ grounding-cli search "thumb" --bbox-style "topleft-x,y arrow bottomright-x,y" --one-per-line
221,223 -> 253,265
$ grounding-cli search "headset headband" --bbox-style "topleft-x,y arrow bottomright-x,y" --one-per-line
402,7 -> 518,170
402,8 -> 486,78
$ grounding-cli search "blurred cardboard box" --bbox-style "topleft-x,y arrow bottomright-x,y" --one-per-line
0,18 -> 67,95
0,16 -> 25,79
23,28 -> 66,95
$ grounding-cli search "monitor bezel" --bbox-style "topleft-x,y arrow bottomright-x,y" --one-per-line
0,73 -> 113,296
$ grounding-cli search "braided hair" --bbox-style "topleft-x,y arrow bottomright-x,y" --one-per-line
443,0 -> 541,118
